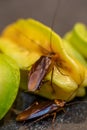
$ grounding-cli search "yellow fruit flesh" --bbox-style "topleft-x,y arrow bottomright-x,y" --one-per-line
2,19 -> 85,85
1,19 -> 86,101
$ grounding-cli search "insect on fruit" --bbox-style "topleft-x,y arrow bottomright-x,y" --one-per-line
27,0 -> 64,93
28,52 -> 62,92
1,0 -> 86,127
10,4 -> 85,126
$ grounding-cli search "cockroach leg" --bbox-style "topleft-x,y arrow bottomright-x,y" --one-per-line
18,125 -> 29,130
55,62 -> 68,76
52,112 -> 56,123
22,113 -> 51,130
50,66 -> 56,94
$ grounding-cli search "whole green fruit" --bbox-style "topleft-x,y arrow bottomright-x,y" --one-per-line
0,54 -> 20,120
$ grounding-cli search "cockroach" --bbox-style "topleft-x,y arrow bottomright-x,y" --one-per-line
16,99 -> 65,122
28,55 -> 52,92
16,98 -> 87,130
28,53 -> 61,92
9,1 -> 63,94
28,0 -> 62,92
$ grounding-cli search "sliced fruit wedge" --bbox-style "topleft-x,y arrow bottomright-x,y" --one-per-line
0,38 -> 40,69
1,19 -> 86,101
64,23 -> 87,58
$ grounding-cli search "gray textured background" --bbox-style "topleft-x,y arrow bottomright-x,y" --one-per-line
0,0 -> 87,36
0,0 -> 87,130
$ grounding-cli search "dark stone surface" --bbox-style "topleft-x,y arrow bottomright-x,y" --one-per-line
0,0 -> 87,130
0,94 -> 87,130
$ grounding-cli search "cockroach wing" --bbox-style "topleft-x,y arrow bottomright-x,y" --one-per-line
28,56 -> 51,91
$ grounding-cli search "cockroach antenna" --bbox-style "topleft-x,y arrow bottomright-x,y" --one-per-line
49,0 -> 61,52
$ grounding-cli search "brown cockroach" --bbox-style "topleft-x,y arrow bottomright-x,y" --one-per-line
27,0 -> 63,92
28,53 -> 61,92
16,99 -> 65,122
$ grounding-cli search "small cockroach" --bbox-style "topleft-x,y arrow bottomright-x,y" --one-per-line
28,53 -> 61,92
28,55 -> 52,92
16,99 -> 65,122
27,0 -> 62,92
11,1 -> 63,94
